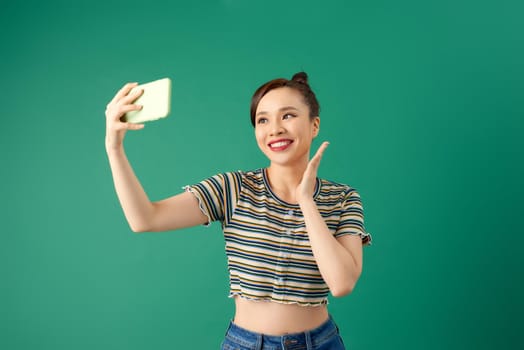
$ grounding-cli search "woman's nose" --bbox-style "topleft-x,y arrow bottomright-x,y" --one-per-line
269,121 -> 285,136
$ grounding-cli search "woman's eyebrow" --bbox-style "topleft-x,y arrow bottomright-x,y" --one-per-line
256,106 -> 299,117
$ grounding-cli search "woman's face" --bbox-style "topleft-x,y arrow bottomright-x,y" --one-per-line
254,87 -> 320,167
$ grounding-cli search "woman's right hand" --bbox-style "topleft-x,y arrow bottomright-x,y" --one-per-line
104,82 -> 209,233
105,82 -> 145,150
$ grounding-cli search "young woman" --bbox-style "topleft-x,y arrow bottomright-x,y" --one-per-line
105,72 -> 372,349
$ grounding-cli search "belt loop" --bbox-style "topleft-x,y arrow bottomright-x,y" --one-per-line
255,333 -> 263,350
305,330 -> 313,350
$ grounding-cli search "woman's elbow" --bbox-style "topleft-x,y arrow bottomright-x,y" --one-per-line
130,226 -> 146,233
331,284 -> 354,298
128,211 -> 157,233
330,275 -> 360,297
129,222 -> 151,233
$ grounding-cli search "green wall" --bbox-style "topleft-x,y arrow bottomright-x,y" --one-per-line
1,0 -> 522,349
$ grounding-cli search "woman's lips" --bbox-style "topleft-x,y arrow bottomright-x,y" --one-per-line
268,139 -> 293,151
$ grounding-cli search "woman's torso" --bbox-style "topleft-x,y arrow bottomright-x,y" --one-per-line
233,296 -> 329,335
187,170 -> 365,335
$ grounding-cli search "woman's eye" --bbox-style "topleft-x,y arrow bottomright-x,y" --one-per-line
283,113 -> 296,120
257,118 -> 267,124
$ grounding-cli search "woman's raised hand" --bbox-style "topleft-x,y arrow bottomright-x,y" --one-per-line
296,141 -> 330,203
105,82 -> 145,150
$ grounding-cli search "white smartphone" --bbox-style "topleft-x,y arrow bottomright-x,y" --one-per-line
123,77 -> 172,124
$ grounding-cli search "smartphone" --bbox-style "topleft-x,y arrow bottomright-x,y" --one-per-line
123,77 -> 172,124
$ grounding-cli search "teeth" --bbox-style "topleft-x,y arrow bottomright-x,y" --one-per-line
270,141 -> 290,148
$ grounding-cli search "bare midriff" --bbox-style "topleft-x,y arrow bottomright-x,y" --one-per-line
232,296 -> 329,336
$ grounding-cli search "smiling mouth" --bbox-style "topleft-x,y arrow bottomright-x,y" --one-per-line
268,140 -> 293,151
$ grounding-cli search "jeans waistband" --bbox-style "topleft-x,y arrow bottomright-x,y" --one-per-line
224,315 -> 339,349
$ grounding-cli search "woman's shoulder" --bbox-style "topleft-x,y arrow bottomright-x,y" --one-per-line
318,177 -> 359,199
219,168 -> 264,187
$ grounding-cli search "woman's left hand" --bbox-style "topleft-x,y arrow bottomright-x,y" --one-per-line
296,141 -> 329,203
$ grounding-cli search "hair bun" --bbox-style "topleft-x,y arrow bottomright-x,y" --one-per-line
291,72 -> 309,85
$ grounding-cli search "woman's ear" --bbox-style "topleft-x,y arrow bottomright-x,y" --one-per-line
312,116 -> 320,138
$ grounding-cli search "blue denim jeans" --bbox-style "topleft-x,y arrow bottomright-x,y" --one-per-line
220,315 -> 346,350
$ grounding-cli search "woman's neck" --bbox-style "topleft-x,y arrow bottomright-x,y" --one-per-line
265,163 -> 308,204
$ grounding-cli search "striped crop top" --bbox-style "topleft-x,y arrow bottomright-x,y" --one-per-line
184,168 -> 372,306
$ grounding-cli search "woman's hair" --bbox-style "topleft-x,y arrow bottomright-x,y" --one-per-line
250,72 -> 320,127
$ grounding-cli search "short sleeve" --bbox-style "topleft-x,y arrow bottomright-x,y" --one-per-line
183,174 -> 226,225
183,172 -> 241,226
335,189 -> 372,246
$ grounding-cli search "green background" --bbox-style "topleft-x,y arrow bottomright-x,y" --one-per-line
1,0 -> 522,349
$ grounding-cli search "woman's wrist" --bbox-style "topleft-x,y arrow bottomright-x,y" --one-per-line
297,196 -> 316,210
105,136 -> 124,154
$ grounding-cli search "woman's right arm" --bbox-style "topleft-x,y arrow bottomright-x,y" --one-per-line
105,82 -> 208,233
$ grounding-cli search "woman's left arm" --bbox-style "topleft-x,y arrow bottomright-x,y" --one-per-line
297,142 -> 363,297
